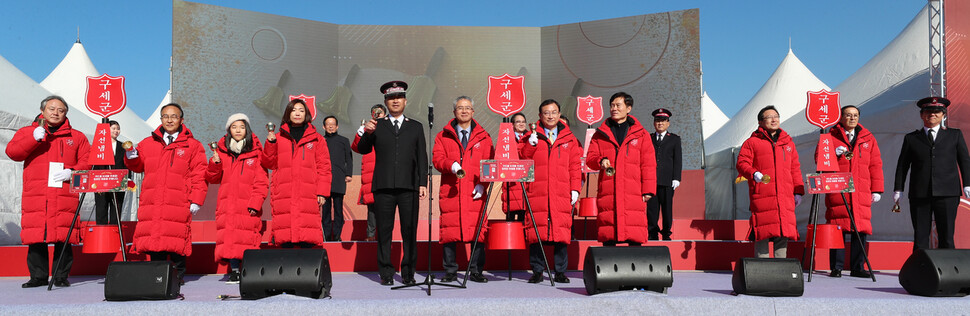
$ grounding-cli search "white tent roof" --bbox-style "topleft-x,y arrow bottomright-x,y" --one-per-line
701,91 -> 729,139
704,49 -> 830,153
145,89 -> 171,129
0,53 -> 105,245
0,53 -> 100,133
782,4 -> 931,137
39,42 -> 152,142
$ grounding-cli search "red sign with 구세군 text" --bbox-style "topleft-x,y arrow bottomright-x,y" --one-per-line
576,95 -> 604,126
85,74 -> 126,118
486,74 -> 526,117
289,94 -> 317,120
805,90 -> 841,129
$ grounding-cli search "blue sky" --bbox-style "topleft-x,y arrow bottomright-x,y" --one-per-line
0,1 -> 926,119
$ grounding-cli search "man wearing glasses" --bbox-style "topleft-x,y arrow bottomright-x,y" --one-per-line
125,103 -> 208,285
432,96 -> 493,283
736,105 -> 804,258
894,97 -> 970,250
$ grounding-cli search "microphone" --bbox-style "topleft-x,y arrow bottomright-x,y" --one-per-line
427,103 -> 434,124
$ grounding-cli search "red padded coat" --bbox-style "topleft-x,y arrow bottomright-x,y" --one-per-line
6,119 -> 90,244
585,116 -> 656,244
432,119 -> 493,243
736,127 -> 805,241
351,133 -> 376,205
126,124 -> 208,256
520,122 -> 582,244
205,134 -> 268,261
261,123 -> 331,245
824,124 -> 883,235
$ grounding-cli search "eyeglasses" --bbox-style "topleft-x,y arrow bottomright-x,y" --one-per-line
161,114 -> 181,120
762,115 -> 780,121
541,111 -> 560,116
455,106 -> 474,111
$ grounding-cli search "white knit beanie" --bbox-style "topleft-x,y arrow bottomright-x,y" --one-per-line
226,113 -> 251,129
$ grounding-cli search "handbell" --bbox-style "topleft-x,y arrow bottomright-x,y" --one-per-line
209,142 -> 218,150
529,123 -> 537,132
604,167 -> 616,177
891,201 -> 901,213
266,122 -> 276,132
845,152 -> 854,160
371,104 -> 387,120
361,119 -> 367,126
122,141 -> 134,151
456,169 -> 466,179
761,174 -> 771,184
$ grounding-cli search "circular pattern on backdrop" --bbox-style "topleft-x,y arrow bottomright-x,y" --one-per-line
252,27 -> 286,61
557,13 -> 671,88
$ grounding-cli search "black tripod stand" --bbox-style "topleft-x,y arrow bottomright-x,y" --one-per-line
392,103 -> 462,295
800,128 -> 876,283
461,159 -> 554,286
48,172 -> 131,290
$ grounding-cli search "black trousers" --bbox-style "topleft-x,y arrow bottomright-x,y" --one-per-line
26,242 -> 73,279
148,251 -> 186,280
647,185 -> 674,239
910,196 -> 959,250
529,242 -> 568,273
442,242 -> 486,274
322,193 -> 345,241
374,188 -> 419,279
366,204 -> 377,238
830,233 -> 868,271
95,192 -> 125,225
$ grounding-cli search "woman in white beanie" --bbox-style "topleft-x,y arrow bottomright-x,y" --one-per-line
205,113 -> 268,283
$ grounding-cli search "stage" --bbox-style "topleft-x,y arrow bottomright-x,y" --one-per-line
2,271 -> 966,315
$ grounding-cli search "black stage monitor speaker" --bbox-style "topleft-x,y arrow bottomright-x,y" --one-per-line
899,248 -> 970,297
240,248 -> 332,300
104,261 -> 181,301
732,257 -> 803,297
583,246 -> 673,294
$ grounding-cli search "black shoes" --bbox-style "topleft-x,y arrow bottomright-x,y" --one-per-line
402,277 -> 417,285
469,272 -> 488,283
829,269 -> 842,278
527,272 -> 543,283
53,278 -> 70,287
850,270 -> 872,278
380,277 -> 394,286
438,273 -> 458,283
21,278 -> 48,288
554,272 -> 570,283
662,236 -> 672,241
226,271 -> 241,284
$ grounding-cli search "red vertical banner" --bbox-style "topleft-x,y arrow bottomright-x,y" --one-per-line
494,123 -> 518,160
815,133 -> 838,172
90,123 -> 114,166
581,128 -> 596,173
